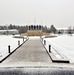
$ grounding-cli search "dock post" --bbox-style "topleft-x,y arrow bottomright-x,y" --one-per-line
18,40 -> 20,46
42,38 -> 43,41
49,45 -> 51,52
23,37 -> 24,42
44,40 -> 46,45
8,45 -> 10,53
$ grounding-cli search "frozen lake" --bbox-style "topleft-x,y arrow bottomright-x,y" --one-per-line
43,34 -> 74,63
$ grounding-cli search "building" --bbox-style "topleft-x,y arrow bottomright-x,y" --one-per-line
0,29 -> 19,35
56,28 -> 74,34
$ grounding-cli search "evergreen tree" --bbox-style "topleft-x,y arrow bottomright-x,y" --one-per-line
50,25 -> 56,34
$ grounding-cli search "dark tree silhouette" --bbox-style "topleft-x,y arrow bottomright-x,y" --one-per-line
0,24 -> 51,34
50,25 -> 56,34
67,26 -> 73,36
39,25 -> 41,30
29,26 -> 30,30
31,25 -> 33,30
34,25 -> 36,30
37,25 -> 38,30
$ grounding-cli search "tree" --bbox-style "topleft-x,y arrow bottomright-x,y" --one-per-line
8,24 -> 13,29
39,25 -> 41,30
50,25 -> 57,34
73,27 -> 74,34
44,26 -> 48,32
67,26 -> 73,36
31,25 -> 33,30
37,25 -> 38,30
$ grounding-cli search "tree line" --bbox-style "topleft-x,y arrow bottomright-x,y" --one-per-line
0,24 -> 51,34
0,24 -> 73,35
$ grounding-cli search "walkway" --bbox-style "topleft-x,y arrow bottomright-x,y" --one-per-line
0,37 -> 51,67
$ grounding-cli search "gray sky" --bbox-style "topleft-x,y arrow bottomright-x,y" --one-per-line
0,0 -> 74,28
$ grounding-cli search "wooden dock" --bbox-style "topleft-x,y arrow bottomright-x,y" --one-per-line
0,37 -> 52,67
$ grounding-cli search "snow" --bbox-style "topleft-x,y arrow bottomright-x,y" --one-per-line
0,29 -> 18,31
0,35 -> 27,60
29,36 -> 40,39
42,34 -> 74,63
0,34 -> 74,63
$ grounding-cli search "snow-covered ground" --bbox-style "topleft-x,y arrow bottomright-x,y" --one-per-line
0,35 -> 27,60
42,34 -> 74,63
1,34 -> 74,63
29,36 -> 40,39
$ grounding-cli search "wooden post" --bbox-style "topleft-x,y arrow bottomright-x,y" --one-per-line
23,38 -> 24,42
18,40 -> 20,46
49,45 -> 51,52
8,45 -> 10,53
42,38 -> 43,41
44,40 -> 46,45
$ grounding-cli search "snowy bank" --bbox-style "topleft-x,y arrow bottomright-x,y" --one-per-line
42,35 -> 74,63
0,35 -> 28,62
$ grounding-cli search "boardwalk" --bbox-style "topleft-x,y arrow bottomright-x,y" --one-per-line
0,37 -> 51,67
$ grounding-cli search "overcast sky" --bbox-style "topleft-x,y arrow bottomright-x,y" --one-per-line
0,0 -> 74,28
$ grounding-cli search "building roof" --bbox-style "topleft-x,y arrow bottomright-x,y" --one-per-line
56,28 -> 68,30
0,29 -> 18,32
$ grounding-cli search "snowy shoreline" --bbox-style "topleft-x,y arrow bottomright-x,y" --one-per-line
0,35 -> 28,62
41,34 -> 74,63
